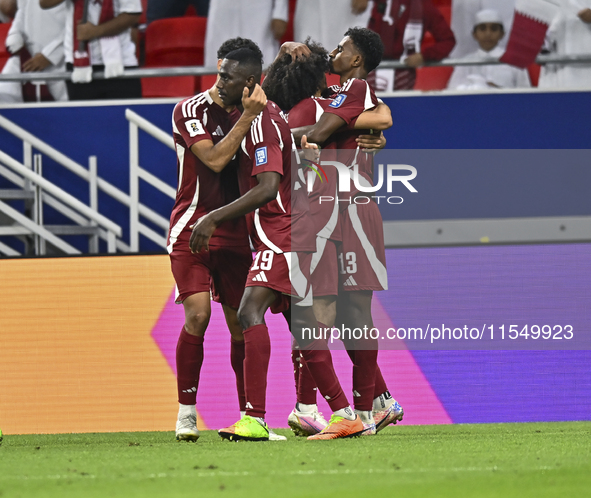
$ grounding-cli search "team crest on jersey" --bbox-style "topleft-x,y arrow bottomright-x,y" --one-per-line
185,119 -> 205,137
329,94 -> 347,108
255,146 -> 268,166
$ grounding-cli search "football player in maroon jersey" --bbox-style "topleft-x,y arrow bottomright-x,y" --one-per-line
190,48 -> 364,441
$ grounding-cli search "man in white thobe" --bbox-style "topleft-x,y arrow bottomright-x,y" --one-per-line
0,0 -> 67,102
204,0 -> 288,66
293,0 -> 373,52
539,0 -> 591,89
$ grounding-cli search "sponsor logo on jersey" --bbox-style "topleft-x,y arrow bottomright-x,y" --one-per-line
212,125 -> 224,136
255,146 -> 268,166
185,119 -> 205,137
329,94 -> 347,108
252,271 -> 268,282
343,275 -> 358,287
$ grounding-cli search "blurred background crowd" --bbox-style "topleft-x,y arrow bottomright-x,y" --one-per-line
0,0 -> 590,102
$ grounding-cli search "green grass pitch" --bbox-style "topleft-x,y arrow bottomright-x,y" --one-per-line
1,422 -> 590,498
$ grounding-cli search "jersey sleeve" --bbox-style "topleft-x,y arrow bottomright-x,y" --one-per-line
324,79 -> 378,125
173,100 -> 214,149
247,111 -> 284,177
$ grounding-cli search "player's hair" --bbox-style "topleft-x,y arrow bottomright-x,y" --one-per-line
261,39 -> 330,111
217,37 -> 264,65
224,47 -> 263,82
344,27 -> 384,73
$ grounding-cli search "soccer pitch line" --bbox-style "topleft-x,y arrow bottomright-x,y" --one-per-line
0,465 -> 563,481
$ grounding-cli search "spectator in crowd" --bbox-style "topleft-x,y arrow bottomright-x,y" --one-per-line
293,0 -> 373,53
40,0 -> 142,100
0,0 -> 17,21
367,0 -> 455,90
450,0 -> 515,58
0,0 -> 68,102
204,0 -> 288,67
447,9 -> 530,90
538,0 -> 591,89
147,0 -> 209,24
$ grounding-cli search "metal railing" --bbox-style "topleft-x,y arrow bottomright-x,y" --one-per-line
125,108 -> 176,252
0,109 -> 177,256
0,145 -> 121,254
0,54 -> 589,82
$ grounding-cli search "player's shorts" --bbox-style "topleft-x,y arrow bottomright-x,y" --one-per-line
246,249 -> 313,313
310,236 -> 339,297
170,244 -> 252,308
338,202 -> 388,292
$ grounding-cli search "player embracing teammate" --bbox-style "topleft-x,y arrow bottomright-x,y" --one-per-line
168,29 -> 403,442
264,29 -> 404,437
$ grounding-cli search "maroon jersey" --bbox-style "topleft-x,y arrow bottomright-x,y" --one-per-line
325,78 -> 379,200
239,101 -> 315,254
167,91 -> 249,253
288,97 -> 340,242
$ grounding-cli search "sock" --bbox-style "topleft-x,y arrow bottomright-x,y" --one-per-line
296,402 -> 317,413
176,327 -> 204,405
297,356 -> 318,405
299,336 -> 348,413
346,348 -> 378,411
243,324 -> 271,419
240,410 -> 246,419
355,409 -> 375,424
178,403 -> 196,419
333,406 -> 356,421
374,365 -> 388,399
230,338 -> 246,411
291,347 -> 300,395
373,390 -> 394,411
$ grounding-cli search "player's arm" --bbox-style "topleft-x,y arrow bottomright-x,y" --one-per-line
189,171 -> 280,253
354,102 -> 392,130
190,85 -> 267,173
292,112 -> 347,147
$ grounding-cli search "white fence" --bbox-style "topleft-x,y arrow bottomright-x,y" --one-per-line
0,110 -> 176,256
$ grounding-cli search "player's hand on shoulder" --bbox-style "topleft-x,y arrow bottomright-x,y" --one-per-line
189,215 -> 217,253
242,84 -> 267,117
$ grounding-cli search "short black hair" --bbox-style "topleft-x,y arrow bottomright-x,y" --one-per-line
224,47 -> 263,82
217,37 -> 264,65
344,27 -> 384,73
262,39 -> 330,111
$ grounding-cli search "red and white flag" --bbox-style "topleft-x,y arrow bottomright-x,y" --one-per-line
500,0 -> 560,68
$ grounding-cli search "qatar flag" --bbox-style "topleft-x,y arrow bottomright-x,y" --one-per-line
500,0 -> 560,68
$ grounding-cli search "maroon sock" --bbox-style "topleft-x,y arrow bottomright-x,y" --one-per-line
300,337 -> 348,412
176,327 -> 204,405
291,338 -> 300,397
350,349 -> 378,411
243,324 -> 270,418
230,338 -> 246,412
374,364 -> 388,399
297,357 -> 318,405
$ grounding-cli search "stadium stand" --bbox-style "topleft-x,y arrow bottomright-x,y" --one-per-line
141,16 -> 207,98
415,0 -> 453,91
